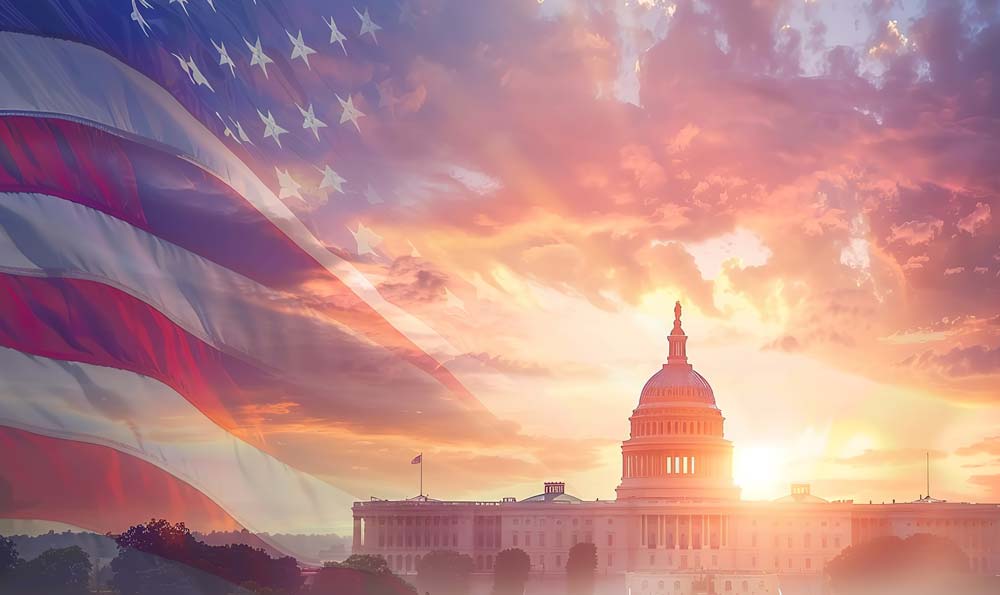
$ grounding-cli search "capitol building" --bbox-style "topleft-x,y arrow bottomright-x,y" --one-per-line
352,304 -> 999,594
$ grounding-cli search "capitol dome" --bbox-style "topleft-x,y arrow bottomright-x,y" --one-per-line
639,365 -> 716,407
616,301 -> 739,501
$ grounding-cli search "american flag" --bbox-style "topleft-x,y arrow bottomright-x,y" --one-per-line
0,0 -> 490,561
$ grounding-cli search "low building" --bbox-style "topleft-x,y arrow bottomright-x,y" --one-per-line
352,303 -> 1000,591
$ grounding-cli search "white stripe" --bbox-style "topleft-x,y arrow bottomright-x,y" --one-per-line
0,345 -> 353,548
0,31 -> 460,362
0,191 -> 389,384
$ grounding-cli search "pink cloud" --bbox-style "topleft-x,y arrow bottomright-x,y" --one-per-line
957,202 -> 992,235
887,218 -> 944,245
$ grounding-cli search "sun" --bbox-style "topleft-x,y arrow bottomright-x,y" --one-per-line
733,445 -> 787,501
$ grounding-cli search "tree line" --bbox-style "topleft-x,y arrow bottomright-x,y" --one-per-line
0,520 -> 599,595
5,519 -> 997,595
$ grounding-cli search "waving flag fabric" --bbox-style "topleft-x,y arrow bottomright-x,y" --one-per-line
0,0 -> 490,560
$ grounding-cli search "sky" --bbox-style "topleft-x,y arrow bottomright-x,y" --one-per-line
282,0 -> 1000,509
8,0 -> 997,538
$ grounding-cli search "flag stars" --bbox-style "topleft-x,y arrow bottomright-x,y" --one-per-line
355,7 -> 382,43
350,223 -> 382,256
131,0 -> 153,37
275,168 -> 303,200
186,57 -> 214,92
297,104 -> 328,140
337,94 -> 365,132
212,39 -> 237,77
171,53 -> 194,84
257,109 -> 288,147
286,30 -> 317,69
317,165 -> 347,194
244,36 -> 274,78
170,0 -> 190,16
325,16 -> 348,54
216,112 -> 239,144
231,118 -> 253,144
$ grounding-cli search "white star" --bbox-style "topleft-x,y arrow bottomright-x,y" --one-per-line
286,30 -> 317,69
275,168 -> 303,200
324,16 -> 348,54
130,0 -> 152,37
316,165 -> 347,194
230,117 -> 253,145
349,223 -> 382,256
211,39 -> 237,77
205,0 -> 216,11
337,94 -> 365,132
297,104 -> 327,141
355,6 -> 382,43
364,184 -> 383,204
244,36 -> 274,78
257,109 -> 288,147
171,52 -> 194,83
186,57 -> 214,92
170,0 -> 190,16
216,112 -> 240,144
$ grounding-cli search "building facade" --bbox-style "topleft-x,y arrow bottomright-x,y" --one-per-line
351,303 -> 1000,592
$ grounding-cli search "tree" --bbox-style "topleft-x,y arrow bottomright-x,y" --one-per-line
416,550 -> 475,595
827,533 -> 969,595
0,534 -> 20,576
312,564 -> 416,595
5,545 -> 91,595
565,542 -> 597,595
492,548 -> 531,595
333,554 -> 393,576
111,519 -> 302,595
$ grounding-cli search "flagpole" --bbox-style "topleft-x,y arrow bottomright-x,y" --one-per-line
420,453 -> 423,497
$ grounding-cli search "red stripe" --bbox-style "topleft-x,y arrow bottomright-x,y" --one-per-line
0,426 -> 242,533
0,272 -> 484,445
0,272 -> 249,433
0,115 -> 478,406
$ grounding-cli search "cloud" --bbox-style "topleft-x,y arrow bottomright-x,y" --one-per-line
956,202 -> 992,235
902,344 -> 1000,377
902,254 -> 930,270
956,436 -> 1000,457
376,256 -> 450,305
887,218 -> 944,245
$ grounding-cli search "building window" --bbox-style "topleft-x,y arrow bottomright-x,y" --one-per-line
556,555 -> 562,569
513,533 -> 519,547
806,558 -> 812,570
608,553 -> 613,567
608,533 -> 614,547
725,580 -> 732,592
525,534 -> 532,547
